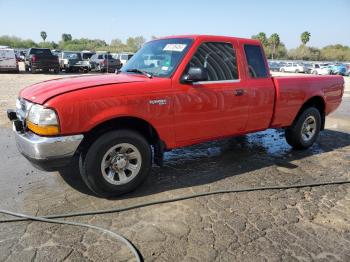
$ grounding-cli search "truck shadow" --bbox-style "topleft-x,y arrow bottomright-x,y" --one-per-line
58,129 -> 350,198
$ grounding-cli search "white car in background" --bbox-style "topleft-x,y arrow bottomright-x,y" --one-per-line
310,64 -> 331,75
280,62 -> 307,73
114,52 -> 134,66
0,48 -> 19,72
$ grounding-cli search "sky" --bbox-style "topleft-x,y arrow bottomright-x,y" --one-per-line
0,0 -> 349,49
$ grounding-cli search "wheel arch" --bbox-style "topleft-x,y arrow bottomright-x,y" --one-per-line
79,116 -> 162,152
294,96 -> 326,130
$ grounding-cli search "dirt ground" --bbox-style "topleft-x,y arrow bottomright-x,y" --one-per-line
0,66 -> 349,261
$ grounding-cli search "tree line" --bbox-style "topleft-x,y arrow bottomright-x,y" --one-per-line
0,32 -> 149,53
0,31 -> 349,61
251,31 -> 350,61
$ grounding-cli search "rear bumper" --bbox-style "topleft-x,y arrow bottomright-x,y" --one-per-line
67,64 -> 90,70
13,124 -> 83,171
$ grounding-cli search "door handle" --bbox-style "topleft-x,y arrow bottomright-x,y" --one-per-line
234,89 -> 245,96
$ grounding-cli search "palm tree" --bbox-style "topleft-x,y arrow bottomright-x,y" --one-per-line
301,31 -> 311,45
269,33 -> 280,59
61,33 -> 72,42
40,31 -> 47,42
252,32 -> 268,46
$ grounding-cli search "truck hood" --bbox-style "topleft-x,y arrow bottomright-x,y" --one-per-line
20,73 -> 146,104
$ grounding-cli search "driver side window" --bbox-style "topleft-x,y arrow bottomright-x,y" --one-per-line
188,42 -> 239,81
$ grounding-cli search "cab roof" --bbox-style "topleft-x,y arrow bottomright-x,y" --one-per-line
156,34 -> 261,45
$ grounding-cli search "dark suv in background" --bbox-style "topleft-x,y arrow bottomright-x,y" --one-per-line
24,48 -> 59,73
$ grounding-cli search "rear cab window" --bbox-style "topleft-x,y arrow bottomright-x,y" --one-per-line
244,45 -> 268,78
30,48 -> 52,55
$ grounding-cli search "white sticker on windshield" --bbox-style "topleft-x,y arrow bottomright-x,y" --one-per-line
163,44 -> 187,52
161,66 -> 169,71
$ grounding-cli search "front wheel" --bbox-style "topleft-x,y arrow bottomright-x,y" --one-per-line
285,107 -> 321,149
79,130 -> 152,197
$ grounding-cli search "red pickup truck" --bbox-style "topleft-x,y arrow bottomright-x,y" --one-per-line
8,35 -> 344,197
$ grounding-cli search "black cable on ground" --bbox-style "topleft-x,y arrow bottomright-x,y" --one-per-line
1,180 -> 350,223
1,179 -> 350,261
0,209 -> 142,262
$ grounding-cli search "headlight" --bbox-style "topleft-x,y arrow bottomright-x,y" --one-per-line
27,104 -> 60,135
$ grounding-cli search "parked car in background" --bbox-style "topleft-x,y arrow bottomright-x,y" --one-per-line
280,62 -> 307,73
51,50 -> 61,57
329,64 -> 347,76
20,50 -> 26,61
306,63 -> 331,75
346,64 -> 350,76
81,51 -> 95,61
59,51 -> 89,72
24,48 -> 59,73
14,49 -> 25,62
90,53 -> 122,72
0,48 -> 19,72
118,52 -> 134,66
268,61 -> 281,72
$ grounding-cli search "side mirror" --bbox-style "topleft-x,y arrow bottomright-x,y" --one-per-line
182,67 -> 208,83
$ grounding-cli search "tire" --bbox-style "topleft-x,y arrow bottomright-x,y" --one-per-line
79,130 -> 152,197
280,68 -> 285,72
285,107 -> 321,149
312,70 -> 318,75
295,69 -> 300,73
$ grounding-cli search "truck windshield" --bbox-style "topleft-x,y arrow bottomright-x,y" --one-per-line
121,38 -> 193,78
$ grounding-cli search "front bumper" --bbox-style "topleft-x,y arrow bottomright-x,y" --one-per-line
13,124 -> 83,171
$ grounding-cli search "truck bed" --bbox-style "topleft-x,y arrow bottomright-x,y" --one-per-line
271,75 -> 344,128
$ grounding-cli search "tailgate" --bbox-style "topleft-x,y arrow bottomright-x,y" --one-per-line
35,54 -> 58,63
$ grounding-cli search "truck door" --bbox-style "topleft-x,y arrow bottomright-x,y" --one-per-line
241,44 -> 275,132
172,41 -> 249,143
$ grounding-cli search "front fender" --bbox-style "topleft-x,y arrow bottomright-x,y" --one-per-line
46,87 -> 175,148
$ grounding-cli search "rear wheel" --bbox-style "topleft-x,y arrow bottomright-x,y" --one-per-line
285,107 -> 321,149
79,130 -> 152,197
312,70 -> 318,75
295,69 -> 300,73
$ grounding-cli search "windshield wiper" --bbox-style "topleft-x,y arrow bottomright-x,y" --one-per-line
126,69 -> 153,78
